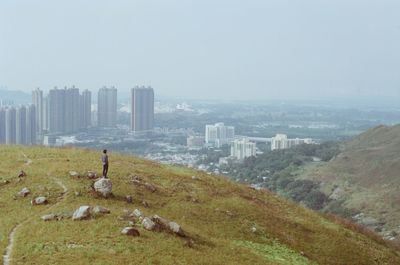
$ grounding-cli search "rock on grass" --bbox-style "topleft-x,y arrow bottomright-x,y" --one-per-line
121,227 -> 140,237
72,206 -> 91,220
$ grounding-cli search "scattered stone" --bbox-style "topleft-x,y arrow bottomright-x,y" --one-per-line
69,171 -> 80,178
126,195 -> 133,204
92,205 -> 111,214
144,182 -> 157,193
87,171 -> 97,179
142,217 -> 156,231
120,209 -> 136,222
18,170 -> 27,178
184,238 -> 195,248
72,206 -> 91,220
128,221 -> 135,226
168,221 -> 185,237
31,196 -> 48,205
41,214 -> 57,221
152,215 -> 169,229
121,227 -> 140,237
94,178 -> 113,198
1,180 -> 10,186
74,191 -> 81,197
251,226 -> 257,233
191,176 -> 200,180
131,175 -> 142,184
133,209 -> 143,218
329,187 -> 344,200
151,215 -> 185,236
142,200 -> 150,208
18,187 -> 30,197
66,243 -> 83,249
360,217 -> 380,226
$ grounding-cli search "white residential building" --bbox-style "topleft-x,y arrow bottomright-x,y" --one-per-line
205,122 -> 235,147
271,134 -> 313,151
231,138 -> 257,160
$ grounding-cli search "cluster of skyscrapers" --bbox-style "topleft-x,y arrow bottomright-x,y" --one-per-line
32,87 -> 92,135
1,85 -> 156,146
95,86 -> 155,132
0,104 -> 36,145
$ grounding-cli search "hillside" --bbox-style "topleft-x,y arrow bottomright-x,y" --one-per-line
300,124 -> 400,236
0,146 -> 399,264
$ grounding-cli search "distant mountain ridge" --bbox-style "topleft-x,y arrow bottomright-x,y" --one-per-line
0,89 -> 31,104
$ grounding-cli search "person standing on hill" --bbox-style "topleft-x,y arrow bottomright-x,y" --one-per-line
102,149 -> 109,178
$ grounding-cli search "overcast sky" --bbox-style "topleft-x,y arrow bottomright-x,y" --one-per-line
1,0 -> 399,101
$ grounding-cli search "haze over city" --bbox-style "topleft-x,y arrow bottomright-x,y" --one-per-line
1,0 -> 400,102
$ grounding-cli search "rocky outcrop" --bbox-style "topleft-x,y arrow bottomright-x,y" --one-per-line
72,206 -> 91,220
94,178 -> 113,197
150,214 -> 185,236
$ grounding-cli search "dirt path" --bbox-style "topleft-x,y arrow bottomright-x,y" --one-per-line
3,179 -> 68,265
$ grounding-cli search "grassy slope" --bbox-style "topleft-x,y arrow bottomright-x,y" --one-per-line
0,145 -> 399,265
300,124 -> 400,228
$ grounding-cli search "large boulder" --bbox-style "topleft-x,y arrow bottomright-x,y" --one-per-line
31,196 -> 48,205
94,178 -> 113,197
18,187 -> 30,197
72,206 -> 91,220
121,227 -> 140,237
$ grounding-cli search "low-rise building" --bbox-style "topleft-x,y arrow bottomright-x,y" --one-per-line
187,135 -> 205,148
271,134 -> 313,150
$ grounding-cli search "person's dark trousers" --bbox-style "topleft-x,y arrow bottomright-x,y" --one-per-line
103,163 -> 109,178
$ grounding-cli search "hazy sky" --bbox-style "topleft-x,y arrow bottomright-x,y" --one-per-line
1,0 -> 400,101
